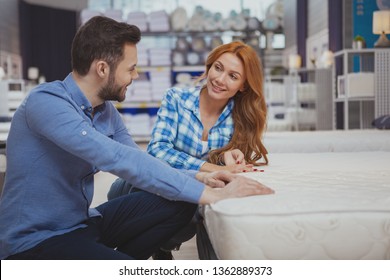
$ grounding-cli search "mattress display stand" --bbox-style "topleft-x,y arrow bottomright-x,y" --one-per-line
196,221 -> 218,260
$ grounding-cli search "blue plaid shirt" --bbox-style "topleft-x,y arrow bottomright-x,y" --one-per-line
147,87 -> 234,170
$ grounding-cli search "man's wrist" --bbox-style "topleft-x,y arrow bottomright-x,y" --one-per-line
195,171 -> 206,183
198,186 -> 221,205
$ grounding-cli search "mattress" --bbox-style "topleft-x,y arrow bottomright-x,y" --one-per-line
263,130 -> 390,153
203,152 -> 390,259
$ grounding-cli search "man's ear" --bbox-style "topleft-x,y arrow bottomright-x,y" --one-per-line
96,60 -> 109,78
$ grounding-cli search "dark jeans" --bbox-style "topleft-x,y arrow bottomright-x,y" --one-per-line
108,178 -> 198,251
7,191 -> 197,260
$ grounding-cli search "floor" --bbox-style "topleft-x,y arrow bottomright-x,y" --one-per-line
91,142 -> 199,260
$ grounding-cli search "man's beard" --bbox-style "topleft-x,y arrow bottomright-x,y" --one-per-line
98,73 -> 126,102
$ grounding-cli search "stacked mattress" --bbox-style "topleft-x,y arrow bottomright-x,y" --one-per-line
201,130 -> 390,259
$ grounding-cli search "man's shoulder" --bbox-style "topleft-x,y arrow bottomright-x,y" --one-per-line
29,80 -> 67,98
24,80 -> 74,112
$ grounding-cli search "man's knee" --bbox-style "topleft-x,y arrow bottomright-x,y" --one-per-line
107,178 -> 133,200
172,201 -> 198,224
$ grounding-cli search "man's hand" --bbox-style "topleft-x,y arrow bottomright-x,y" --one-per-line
198,174 -> 274,205
196,170 -> 235,188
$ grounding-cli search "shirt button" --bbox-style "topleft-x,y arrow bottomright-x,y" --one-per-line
82,130 -> 87,136
81,105 -> 85,110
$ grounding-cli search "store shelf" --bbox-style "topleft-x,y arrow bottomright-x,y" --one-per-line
334,96 -> 374,102
172,65 -> 205,72
331,48 -> 383,130
137,66 -> 171,71
115,101 -> 161,109
141,30 -> 259,37
266,68 -> 332,131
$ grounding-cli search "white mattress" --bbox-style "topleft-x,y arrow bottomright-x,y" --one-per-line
263,130 -> 390,153
203,152 -> 390,259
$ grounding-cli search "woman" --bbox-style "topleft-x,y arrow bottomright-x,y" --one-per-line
108,41 -> 269,259
147,40 -> 268,172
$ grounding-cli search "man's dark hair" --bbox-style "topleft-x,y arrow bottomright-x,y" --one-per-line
71,16 -> 141,75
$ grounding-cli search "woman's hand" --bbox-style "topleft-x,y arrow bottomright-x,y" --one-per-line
222,149 -> 261,173
201,148 -> 263,173
223,163 -> 254,173
223,149 -> 246,166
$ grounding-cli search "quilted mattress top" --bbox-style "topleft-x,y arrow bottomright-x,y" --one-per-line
204,152 -> 390,259
209,152 -> 390,215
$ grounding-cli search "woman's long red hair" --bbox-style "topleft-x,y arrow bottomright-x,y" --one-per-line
201,41 -> 268,165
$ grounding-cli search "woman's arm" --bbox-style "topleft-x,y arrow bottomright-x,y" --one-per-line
202,148 -> 266,173
200,149 -> 253,173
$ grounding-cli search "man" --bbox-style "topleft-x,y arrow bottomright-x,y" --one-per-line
0,16 -> 273,260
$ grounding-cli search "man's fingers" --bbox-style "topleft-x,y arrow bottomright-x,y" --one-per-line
213,170 -> 236,182
229,176 -> 275,197
208,178 -> 225,188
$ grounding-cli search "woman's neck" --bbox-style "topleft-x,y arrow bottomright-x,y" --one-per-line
199,87 -> 228,141
199,87 -> 227,117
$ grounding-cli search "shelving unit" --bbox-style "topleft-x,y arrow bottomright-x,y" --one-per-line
0,79 -> 26,117
0,80 -> 26,142
375,50 -> 390,119
331,48 -> 390,130
293,68 -> 332,131
116,65 -> 204,142
265,68 -> 332,132
116,101 -> 161,109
